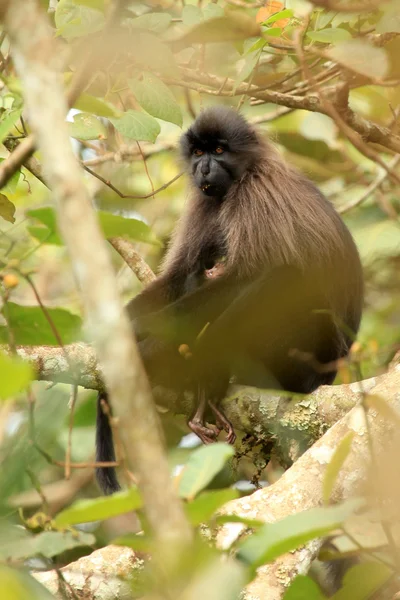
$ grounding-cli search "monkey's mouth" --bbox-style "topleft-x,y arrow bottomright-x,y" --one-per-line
201,183 -> 211,191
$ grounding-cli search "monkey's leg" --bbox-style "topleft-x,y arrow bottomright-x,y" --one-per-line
188,385 -> 219,444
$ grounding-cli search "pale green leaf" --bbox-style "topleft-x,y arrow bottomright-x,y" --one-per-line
69,112 -> 107,140
130,12 -> 172,33
307,28 -> 352,43
0,193 -> 15,223
73,93 -> 119,117
0,351 -> 33,399
73,0 -> 104,10
0,528 -> 94,560
262,8 -> 293,25
331,562 -> 392,600
283,575 -> 326,600
185,489 -> 239,526
28,206 -> 160,247
376,3 -> 400,34
55,0 -> 105,38
129,74 -> 182,126
55,488 -> 142,526
327,40 -> 389,79
0,109 -> 22,144
365,394 -> 400,425
179,443 -> 235,500
238,498 -> 363,568
323,432 -> 354,504
0,565 -> 55,600
234,49 -> 262,90
110,109 -> 160,142
182,5 -> 203,26
176,14 -> 261,46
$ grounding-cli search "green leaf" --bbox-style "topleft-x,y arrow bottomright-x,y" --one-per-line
331,562 -> 392,600
180,556 -> 248,600
129,74 -> 182,127
215,514 -> 264,528
110,109 -> 160,143
233,49 -> 262,91
0,565 -> 55,600
55,0 -> 105,38
55,488 -> 142,526
0,194 -> 15,223
263,27 -> 282,37
376,3 -> 400,34
0,529 -> 94,560
73,93 -> 120,117
307,28 -> 352,43
185,489 -> 239,526
182,5 -> 203,26
177,13 -> 261,46
0,351 -> 33,399
98,211 -> 161,245
179,443 -> 235,500
130,12 -> 172,33
0,302 -> 82,345
323,432 -> 354,504
112,533 -> 152,553
69,112 -> 107,140
0,160 -> 20,194
237,498 -> 363,568
72,0 -> 105,11
283,575 -> 326,600
28,206 -> 160,247
27,206 -> 63,244
0,109 -> 22,144
262,8 -> 293,25
327,40 -> 389,79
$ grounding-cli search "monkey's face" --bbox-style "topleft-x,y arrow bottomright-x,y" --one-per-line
180,106 -> 260,199
190,146 -> 238,197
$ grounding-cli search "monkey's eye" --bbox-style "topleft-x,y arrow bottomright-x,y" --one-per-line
193,149 -> 203,156
215,147 -> 224,154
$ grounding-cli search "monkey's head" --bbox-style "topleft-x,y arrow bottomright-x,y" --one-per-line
181,106 -> 260,198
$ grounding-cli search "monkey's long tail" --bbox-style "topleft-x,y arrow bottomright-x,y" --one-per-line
95,392 -> 121,495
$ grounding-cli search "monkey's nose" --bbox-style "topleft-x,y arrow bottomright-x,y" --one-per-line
201,158 -> 210,176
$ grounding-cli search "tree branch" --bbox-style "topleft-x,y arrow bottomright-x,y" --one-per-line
1,0 -> 191,550
216,363 -> 400,598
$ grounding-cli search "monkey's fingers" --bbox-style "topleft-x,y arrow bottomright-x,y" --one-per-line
188,419 -> 218,444
208,401 -> 236,445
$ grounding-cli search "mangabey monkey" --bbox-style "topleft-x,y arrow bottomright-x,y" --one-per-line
96,106 -> 363,494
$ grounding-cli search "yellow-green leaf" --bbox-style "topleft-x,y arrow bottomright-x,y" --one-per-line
55,487 -> 142,525
323,432 -> 354,504
0,351 -> 33,399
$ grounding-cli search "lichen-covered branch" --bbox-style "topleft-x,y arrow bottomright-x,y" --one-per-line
10,341 -> 387,460
216,362 -> 400,599
33,545 -> 144,600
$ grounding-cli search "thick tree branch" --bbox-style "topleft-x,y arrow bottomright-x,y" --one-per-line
10,342 -> 383,462
1,0 -> 191,549
34,545 -> 144,600
216,363 -> 400,599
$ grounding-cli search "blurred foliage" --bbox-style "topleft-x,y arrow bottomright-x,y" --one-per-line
0,0 -> 399,598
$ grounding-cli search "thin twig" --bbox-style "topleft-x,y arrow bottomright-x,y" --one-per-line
339,155 -> 400,213
84,164 -> 183,199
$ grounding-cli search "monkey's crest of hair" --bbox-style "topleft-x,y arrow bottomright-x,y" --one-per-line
180,105 -> 260,165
